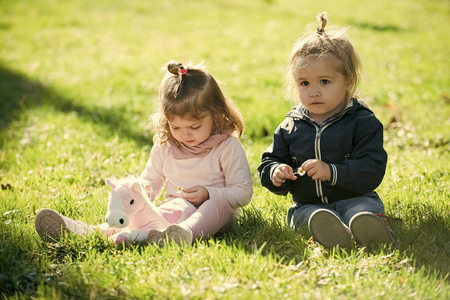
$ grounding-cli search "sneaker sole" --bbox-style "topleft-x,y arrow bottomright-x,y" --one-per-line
148,225 -> 193,246
308,209 -> 352,248
350,212 -> 393,245
35,208 -> 69,242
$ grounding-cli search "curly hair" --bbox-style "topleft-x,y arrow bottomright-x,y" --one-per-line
152,60 -> 244,146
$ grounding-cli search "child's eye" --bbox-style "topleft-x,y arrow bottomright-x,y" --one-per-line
320,79 -> 330,85
130,199 -> 134,205
300,81 -> 309,87
191,126 -> 200,130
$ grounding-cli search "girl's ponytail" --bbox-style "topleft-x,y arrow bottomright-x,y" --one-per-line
162,60 -> 187,100
316,12 -> 328,35
167,60 -> 187,76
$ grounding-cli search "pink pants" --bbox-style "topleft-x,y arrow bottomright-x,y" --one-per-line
180,197 -> 233,240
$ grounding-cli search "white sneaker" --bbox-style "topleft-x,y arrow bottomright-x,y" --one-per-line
308,209 -> 352,248
148,224 -> 193,247
35,208 -> 93,242
349,212 -> 394,246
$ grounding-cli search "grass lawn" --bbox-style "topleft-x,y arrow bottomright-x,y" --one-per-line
1,0 -> 449,299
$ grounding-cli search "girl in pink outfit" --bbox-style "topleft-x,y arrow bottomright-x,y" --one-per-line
143,60 -> 253,245
35,60 -> 253,246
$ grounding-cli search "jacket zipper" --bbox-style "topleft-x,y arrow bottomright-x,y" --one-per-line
313,120 -> 342,203
314,125 -> 328,203
296,103 -> 353,204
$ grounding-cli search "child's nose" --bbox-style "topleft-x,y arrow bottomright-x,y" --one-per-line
181,128 -> 192,137
310,87 -> 320,97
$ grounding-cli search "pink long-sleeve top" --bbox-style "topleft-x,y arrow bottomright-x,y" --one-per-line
140,136 -> 253,209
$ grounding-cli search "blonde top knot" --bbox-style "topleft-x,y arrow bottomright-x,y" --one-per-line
167,60 -> 186,76
316,12 -> 328,35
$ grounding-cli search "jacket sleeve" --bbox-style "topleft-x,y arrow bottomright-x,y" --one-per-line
258,120 -> 294,196
328,114 -> 387,193
206,138 -> 253,209
139,144 -> 167,201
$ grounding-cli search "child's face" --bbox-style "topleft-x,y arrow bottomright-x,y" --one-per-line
293,54 -> 352,123
168,113 -> 214,147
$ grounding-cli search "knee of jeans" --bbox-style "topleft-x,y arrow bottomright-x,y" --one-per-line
287,209 -> 310,230
287,206 -> 298,229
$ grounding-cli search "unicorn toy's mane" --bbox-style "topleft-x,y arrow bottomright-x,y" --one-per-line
108,176 -> 152,205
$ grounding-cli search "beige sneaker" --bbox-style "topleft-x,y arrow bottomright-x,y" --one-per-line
35,208 -> 93,242
308,209 -> 352,248
349,212 -> 394,246
148,224 -> 193,247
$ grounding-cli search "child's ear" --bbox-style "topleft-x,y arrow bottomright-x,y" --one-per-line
346,76 -> 354,90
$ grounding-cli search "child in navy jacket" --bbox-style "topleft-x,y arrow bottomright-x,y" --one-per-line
258,12 -> 394,248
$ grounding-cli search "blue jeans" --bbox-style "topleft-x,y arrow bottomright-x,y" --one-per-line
287,192 -> 385,230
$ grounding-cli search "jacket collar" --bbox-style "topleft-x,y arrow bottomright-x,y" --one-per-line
286,98 -> 366,125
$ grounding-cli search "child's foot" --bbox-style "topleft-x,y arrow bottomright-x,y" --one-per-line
35,208 -> 93,242
148,224 -> 193,247
349,212 -> 394,246
308,209 -> 352,248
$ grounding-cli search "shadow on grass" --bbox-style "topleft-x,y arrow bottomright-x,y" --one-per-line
390,216 -> 450,279
216,204 -> 309,262
0,220 -> 115,298
221,205 -> 450,280
0,62 -> 152,296
0,222 -> 43,297
0,61 -> 151,148
2,205 -> 448,297
349,21 -> 406,32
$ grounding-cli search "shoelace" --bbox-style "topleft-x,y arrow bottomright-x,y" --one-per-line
374,213 -> 391,226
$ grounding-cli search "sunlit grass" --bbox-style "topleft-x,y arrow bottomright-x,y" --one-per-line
1,0 -> 449,299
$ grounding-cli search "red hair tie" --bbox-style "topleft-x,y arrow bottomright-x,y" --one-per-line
180,67 -> 187,75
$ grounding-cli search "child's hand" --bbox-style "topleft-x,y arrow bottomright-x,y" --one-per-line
301,159 -> 331,182
181,185 -> 210,206
272,164 -> 297,187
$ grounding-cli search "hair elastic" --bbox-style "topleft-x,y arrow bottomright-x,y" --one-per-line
180,67 -> 187,75
316,12 -> 327,35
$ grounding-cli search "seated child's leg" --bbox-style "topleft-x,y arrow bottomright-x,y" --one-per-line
35,208 -> 94,242
180,197 -> 233,241
349,212 -> 394,245
287,203 -> 351,248
287,203 -> 329,230
307,209 -> 352,248
148,224 -> 193,247
333,192 -> 394,245
333,192 -> 386,225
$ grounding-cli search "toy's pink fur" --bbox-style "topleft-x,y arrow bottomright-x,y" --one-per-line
105,177 -> 196,244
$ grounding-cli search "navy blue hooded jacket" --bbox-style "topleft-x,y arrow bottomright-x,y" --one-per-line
258,98 -> 388,204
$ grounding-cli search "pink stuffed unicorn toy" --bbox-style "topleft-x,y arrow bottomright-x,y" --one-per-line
104,177 -> 196,244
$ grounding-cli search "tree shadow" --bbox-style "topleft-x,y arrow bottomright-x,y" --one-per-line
0,62 -> 157,297
0,61 -> 151,148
